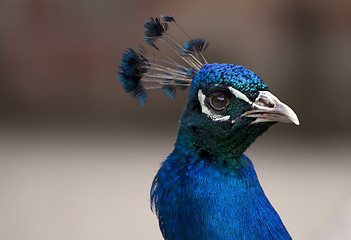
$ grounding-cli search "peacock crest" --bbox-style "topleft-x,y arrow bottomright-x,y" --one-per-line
118,15 -> 208,105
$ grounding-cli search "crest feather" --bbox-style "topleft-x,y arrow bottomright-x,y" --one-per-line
119,15 -> 210,105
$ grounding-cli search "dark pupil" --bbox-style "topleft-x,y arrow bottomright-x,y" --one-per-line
210,94 -> 228,110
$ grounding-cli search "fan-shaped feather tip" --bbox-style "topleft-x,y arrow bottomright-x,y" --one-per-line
119,48 -> 148,106
161,15 -> 175,23
182,39 -> 209,53
144,17 -> 168,49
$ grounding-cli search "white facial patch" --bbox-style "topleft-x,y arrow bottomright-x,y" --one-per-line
198,90 -> 230,121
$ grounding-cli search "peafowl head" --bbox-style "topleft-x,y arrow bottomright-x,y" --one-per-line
179,63 -> 299,163
119,15 -> 299,163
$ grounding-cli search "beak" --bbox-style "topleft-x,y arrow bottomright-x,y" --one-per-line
234,91 -> 300,125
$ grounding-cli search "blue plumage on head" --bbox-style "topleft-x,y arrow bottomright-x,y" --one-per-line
119,14 -> 299,240
119,48 -> 148,106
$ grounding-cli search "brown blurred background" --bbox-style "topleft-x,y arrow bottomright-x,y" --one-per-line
0,0 -> 350,240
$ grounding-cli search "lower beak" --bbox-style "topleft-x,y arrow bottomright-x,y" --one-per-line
234,91 -> 300,125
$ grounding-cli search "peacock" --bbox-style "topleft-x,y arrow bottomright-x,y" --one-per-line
119,15 -> 299,240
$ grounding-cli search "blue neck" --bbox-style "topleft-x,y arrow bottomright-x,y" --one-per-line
151,138 -> 292,240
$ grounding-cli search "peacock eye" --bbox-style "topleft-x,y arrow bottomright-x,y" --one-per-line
208,92 -> 229,111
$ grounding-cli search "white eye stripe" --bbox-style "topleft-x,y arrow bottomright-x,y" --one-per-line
228,87 -> 252,105
198,90 -> 230,121
198,87 -> 280,124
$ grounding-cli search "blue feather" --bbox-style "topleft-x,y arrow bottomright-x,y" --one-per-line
190,63 -> 270,100
118,48 -> 148,106
186,67 -> 196,78
152,148 -> 292,240
150,63 -> 293,240
144,17 -> 168,49
182,38 -> 209,53
162,86 -> 177,99
161,15 -> 175,23
119,16 -> 298,240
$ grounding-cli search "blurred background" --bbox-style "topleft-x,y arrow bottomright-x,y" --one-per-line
0,0 -> 350,239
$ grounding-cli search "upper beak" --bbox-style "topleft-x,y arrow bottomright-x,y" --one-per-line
234,91 -> 300,125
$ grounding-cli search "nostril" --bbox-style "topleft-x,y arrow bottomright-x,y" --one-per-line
257,97 -> 275,108
253,91 -> 280,109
